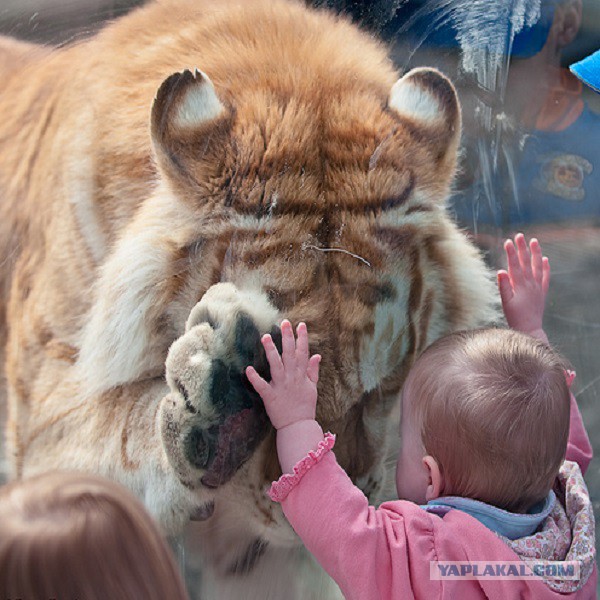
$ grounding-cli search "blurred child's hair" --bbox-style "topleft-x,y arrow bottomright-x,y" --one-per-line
403,328 -> 570,513
0,471 -> 189,600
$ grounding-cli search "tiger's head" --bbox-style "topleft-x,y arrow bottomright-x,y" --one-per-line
150,59 -> 466,482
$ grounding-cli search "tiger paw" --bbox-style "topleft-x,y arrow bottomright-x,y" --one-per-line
160,283 -> 281,489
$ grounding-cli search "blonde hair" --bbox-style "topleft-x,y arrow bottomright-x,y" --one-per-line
0,471 -> 189,600
404,328 -> 570,513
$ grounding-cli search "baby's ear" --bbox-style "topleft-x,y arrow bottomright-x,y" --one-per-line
151,69 -> 231,187
388,68 -> 461,164
423,455 -> 445,501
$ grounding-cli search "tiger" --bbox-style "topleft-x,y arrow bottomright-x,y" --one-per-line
0,0 -> 498,597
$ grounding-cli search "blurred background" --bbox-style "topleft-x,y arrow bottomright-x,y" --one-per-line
0,0 -> 599,596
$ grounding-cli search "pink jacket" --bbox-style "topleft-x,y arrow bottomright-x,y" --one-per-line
269,392 -> 597,599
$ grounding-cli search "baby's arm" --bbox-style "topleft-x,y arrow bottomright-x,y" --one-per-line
498,234 -> 592,473
246,322 -> 432,599
246,321 -> 325,473
566,384 -> 593,474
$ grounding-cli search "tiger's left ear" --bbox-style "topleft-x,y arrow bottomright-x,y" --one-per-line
388,67 -> 461,162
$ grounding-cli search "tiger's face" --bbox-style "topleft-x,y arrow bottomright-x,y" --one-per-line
150,65 -> 463,492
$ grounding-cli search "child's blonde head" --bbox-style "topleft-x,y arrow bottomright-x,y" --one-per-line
403,328 -> 570,513
0,471 -> 189,600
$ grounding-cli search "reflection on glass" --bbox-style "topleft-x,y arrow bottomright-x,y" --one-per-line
388,3 -> 600,587
0,0 -> 598,597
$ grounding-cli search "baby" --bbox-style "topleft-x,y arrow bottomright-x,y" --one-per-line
247,234 -> 596,599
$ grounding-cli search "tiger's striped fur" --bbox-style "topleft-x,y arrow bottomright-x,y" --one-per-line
0,0 -> 497,597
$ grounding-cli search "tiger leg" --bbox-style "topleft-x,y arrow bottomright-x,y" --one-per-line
161,282 -> 281,491
13,376 -> 210,534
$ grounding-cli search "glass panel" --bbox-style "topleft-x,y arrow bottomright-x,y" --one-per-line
0,0 -> 598,597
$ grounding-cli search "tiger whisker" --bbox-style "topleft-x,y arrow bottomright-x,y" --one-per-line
303,244 -> 372,267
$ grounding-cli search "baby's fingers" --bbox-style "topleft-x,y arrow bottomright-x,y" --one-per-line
505,239 -> 524,286
307,354 -> 321,384
515,233 -> 533,278
530,238 -> 543,283
280,319 -> 296,369
497,270 -> 514,304
261,334 -> 284,381
246,366 -> 272,400
295,322 -> 309,371
542,256 -> 550,294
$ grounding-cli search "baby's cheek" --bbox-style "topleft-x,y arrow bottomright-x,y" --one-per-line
395,449 -> 428,504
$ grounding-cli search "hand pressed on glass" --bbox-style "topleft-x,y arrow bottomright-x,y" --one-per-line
246,320 -> 321,431
497,233 -> 550,342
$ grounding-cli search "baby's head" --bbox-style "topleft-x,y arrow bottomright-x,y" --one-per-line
396,328 -> 570,513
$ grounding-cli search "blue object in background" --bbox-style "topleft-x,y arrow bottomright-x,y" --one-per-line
511,1 -> 555,58
571,49 -> 600,93
451,102 -> 600,228
402,0 -> 556,58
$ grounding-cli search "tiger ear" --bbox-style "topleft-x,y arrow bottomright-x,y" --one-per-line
388,68 -> 461,160
151,69 -> 230,186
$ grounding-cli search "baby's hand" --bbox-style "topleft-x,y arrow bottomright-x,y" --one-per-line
246,320 -> 321,430
497,233 -> 550,342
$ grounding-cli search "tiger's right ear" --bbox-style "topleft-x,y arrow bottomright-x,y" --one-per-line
151,69 -> 231,187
